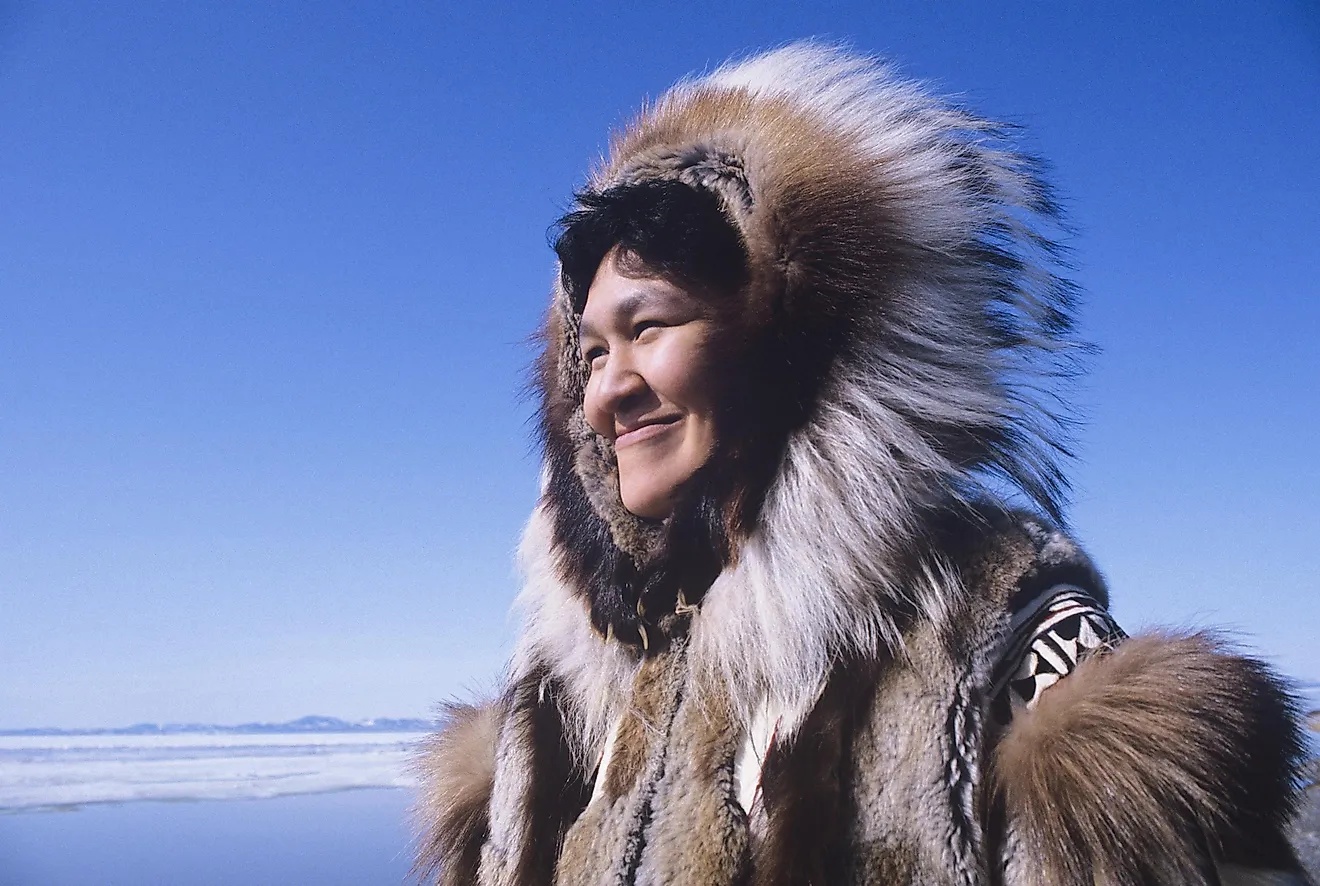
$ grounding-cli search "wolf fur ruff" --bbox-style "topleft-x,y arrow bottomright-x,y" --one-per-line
538,41 -> 1083,655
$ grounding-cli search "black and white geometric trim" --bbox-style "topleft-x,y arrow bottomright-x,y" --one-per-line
989,584 -> 1126,728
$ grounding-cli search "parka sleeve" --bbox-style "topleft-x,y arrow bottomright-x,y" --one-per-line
989,629 -> 1313,886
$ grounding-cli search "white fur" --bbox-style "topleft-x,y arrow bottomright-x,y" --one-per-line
690,363 -> 965,736
511,507 -> 638,761
482,709 -> 534,882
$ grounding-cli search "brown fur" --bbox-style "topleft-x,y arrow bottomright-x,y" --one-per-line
992,632 -> 1308,885
556,644 -> 691,886
598,644 -> 693,802
412,701 -> 501,886
632,669 -> 749,886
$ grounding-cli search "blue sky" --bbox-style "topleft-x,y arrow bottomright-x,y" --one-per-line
2,1 -> 1317,729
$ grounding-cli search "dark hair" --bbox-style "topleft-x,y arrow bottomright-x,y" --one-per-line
552,179 -> 748,313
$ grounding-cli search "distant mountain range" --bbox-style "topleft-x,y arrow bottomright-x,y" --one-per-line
0,715 -> 434,737
5,684 -> 1316,738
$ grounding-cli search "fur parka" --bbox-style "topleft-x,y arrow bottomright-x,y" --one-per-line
415,44 -> 1312,886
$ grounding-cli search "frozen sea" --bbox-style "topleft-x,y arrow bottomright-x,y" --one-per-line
0,731 -> 425,885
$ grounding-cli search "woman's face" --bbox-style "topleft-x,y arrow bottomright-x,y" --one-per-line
579,250 -> 721,519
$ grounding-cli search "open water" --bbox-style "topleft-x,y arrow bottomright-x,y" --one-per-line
0,788 -> 415,886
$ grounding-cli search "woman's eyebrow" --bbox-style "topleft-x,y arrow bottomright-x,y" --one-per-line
579,290 -> 651,340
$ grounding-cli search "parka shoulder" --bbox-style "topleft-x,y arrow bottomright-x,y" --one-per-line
413,701 -> 501,886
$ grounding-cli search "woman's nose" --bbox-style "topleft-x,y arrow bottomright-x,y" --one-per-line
587,351 -> 647,428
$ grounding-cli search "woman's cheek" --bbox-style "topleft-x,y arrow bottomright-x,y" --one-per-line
654,332 -> 705,400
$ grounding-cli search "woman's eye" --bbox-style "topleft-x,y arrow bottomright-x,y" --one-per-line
583,346 -> 606,364
633,320 -> 664,339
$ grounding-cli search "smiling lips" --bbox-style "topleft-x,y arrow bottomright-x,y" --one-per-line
614,416 -> 681,448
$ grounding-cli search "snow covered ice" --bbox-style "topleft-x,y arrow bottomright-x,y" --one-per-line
0,731 -> 424,811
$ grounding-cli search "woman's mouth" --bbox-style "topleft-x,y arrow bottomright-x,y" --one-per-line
615,416 -> 681,448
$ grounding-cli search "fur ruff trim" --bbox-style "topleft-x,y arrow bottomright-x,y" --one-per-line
412,701 -> 501,886
536,41 -> 1085,657
992,631 -> 1309,885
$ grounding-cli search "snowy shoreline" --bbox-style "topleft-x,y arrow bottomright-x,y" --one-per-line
0,731 -> 425,813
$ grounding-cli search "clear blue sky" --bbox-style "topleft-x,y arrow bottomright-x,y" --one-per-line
2,1 -> 1317,729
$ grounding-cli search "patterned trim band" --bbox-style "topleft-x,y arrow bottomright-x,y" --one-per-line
989,584 -> 1127,728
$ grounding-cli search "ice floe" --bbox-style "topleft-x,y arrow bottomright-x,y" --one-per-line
0,731 -> 425,811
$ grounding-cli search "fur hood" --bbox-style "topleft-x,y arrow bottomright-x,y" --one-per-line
530,41 -> 1082,743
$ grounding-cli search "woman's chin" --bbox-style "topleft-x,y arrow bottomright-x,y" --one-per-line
620,487 -> 673,520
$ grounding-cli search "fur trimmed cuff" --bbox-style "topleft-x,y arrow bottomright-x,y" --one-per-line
991,631 -> 1309,886
412,701 -> 500,886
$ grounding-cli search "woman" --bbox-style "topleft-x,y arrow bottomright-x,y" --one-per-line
415,44 -> 1311,886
